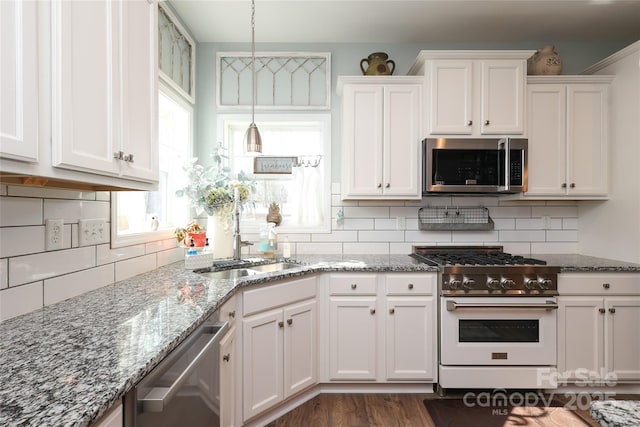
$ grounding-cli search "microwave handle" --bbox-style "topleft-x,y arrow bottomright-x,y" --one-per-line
498,138 -> 510,192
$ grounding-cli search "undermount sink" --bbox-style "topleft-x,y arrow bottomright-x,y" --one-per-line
197,261 -> 301,280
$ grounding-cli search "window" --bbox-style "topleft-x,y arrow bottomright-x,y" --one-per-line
218,114 -> 331,233
111,85 -> 192,247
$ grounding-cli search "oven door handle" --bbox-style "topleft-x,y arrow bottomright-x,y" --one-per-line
138,320 -> 229,412
446,300 -> 558,311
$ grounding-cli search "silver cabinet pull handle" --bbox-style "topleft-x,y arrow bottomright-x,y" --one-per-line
351,283 -> 357,289
228,310 -> 236,318
138,321 -> 229,412
570,183 -> 575,188
223,354 -> 230,362
389,308 -> 395,314
278,321 -> 284,328
603,283 -> 610,289
408,283 -> 414,290
561,183 -> 567,188
370,308 -> 376,314
599,308 -> 606,314
287,318 -> 293,325
609,308 -> 616,314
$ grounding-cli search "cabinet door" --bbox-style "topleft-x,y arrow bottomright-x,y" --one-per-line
566,85 -> 608,196
220,326 -> 236,427
0,0 -> 38,162
51,0 -> 121,176
383,85 -> 421,198
119,0 -> 158,182
385,297 -> 435,380
341,84 -> 384,197
283,300 -> 317,398
605,297 -> 640,381
428,60 -> 473,134
242,309 -> 284,421
558,296 -> 604,380
328,297 -> 378,380
480,60 -> 525,134
526,84 -> 567,196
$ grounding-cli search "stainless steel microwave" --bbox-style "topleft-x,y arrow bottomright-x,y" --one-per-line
422,138 -> 528,194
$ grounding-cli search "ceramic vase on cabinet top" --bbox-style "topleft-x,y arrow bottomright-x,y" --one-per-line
360,52 -> 396,75
528,45 -> 563,75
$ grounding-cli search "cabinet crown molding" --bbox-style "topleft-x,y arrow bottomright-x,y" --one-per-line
527,75 -> 614,85
408,50 -> 536,75
336,76 -> 423,95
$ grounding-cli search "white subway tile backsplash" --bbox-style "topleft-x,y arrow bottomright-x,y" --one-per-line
531,242 -> 579,253
489,206 -> 532,218
0,185 -> 7,196
358,230 -> 405,242
343,206 -> 390,218
390,242 -> 414,254
493,218 -> 516,230
405,230 -> 451,243
343,242 -> 389,254
452,231 -> 500,242
145,238 -> 179,254
115,254 -> 157,282
297,242 -> 342,255
0,226 -> 46,257
532,206 -> 578,217
516,218 -> 545,230
499,230 -> 546,242
358,200 -> 406,207
0,259 -> 7,289
502,242 -> 532,255
96,192 -> 111,201
546,230 -> 579,242
9,247 -> 96,287
43,199 -> 110,223
0,197 -> 42,226
342,218 -> 374,230
563,218 -> 578,229
374,218 -> 399,230
157,248 -> 184,267
44,264 -> 115,306
0,282 -> 43,321
97,244 -> 145,265
452,196 -> 500,207
389,207 -> 421,218
312,231 -> 358,242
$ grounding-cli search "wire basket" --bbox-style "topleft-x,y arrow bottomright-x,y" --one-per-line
418,206 -> 494,231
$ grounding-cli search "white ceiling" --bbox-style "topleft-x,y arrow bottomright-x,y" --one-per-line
168,0 -> 640,44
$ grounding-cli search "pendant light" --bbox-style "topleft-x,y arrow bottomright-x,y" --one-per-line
244,0 -> 262,153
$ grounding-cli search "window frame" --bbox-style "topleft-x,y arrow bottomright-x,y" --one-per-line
217,112 -> 332,234
110,81 -> 194,248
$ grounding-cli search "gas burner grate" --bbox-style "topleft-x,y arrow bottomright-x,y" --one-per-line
410,249 -> 547,266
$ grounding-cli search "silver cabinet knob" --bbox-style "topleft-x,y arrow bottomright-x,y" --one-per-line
603,283 -> 610,289
113,151 -> 124,160
570,183 -> 575,188
377,183 -> 382,188
287,318 -> 293,325
484,120 -> 490,125
385,183 -> 390,188
223,354 -> 230,362
351,283 -> 357,289
278,321 -> 284,328
389,308 -> 395,314
467,120 -> 473,126
408,283 -> 414,290
228,310 -> 236,318
370,308 -> 376,315
561,183 -> 567,188
599,308 -> 606,314
609,308 -> 616,314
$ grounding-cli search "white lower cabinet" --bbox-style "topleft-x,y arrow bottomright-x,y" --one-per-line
558,273 -> 640,383
219,325 -> 236,427
241,277 -> 317,422
327,272 -> 437,382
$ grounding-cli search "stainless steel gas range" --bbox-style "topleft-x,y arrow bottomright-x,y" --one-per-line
410,246 -> 561,392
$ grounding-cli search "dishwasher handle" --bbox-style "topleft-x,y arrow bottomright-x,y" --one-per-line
138,320 -> 229,412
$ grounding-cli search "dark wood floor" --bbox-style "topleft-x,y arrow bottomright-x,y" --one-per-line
266,393 -> 640,427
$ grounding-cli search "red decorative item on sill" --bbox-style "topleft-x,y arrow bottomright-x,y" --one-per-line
188,232 -> 207,247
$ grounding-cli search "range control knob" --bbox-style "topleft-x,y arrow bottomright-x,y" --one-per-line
525,279 -> 539,290
487,278 -> 501,289
501,279 -> 516,290
448,279 -> 462,290
462,278 -> 475,289
538,279 -> 552,289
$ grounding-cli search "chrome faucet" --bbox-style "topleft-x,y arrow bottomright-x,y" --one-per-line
232,187 -> 252,260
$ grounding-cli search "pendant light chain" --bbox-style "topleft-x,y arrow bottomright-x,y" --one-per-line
251,0 -> 256,124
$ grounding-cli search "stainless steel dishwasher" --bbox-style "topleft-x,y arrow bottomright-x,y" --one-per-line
124,312 -> 229,427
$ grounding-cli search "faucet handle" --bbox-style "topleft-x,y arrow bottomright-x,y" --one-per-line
241,240 -> 253,247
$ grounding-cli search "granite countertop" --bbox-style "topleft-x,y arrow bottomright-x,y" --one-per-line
0,253 -> 638,426
590,400 -> 640,427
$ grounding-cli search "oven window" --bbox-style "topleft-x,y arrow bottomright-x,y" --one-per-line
458,319 -> 539,343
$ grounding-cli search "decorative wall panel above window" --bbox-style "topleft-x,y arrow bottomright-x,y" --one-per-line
217,52 -> 331,110
158,3 -> 195,102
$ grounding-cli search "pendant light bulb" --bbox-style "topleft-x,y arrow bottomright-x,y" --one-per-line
245,0 -> 262,153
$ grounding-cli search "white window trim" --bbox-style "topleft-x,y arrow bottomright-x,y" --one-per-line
217,112 -> 332,234
110,81 -> 194,248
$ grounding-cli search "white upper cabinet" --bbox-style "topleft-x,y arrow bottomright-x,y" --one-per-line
52,0 -> 158,183
525,76 -> 611,199
338,76 -> 422,200
408,50 -> 532,137
0,0 -> 39,162
0,0 -> 158,190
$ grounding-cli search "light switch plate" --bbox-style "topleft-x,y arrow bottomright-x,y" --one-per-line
45,219 -> 64,251
78,219 -> 108,246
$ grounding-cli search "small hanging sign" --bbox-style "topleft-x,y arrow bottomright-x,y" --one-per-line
253,156 -> 296,174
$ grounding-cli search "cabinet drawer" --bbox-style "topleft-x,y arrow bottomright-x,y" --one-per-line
559,273 -> 640,295
329,274 -> 377,295
243,276 -> 316,316
385,273 -> 436,295
218,295 -> 237,326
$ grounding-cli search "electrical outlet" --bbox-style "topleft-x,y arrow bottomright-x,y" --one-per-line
45,219 -> 64,251
79,219 -> 108,246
